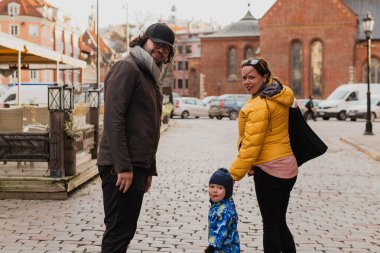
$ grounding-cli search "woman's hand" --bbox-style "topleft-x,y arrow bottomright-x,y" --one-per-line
247,166 -> 255,176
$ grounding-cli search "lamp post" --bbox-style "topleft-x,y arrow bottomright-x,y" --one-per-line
123,1 -> 129,53
362,11 -> 375,135
47,86 -> 65,177
97,0 -> 100,89
88,89 -> 100,159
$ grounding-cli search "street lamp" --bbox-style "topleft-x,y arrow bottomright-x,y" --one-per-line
48,86 -> 63,111
63,85 -> 74,111
362,11 -> 375,135
88,89 -> 100,108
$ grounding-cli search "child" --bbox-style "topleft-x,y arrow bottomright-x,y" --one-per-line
205,168 -> 240,253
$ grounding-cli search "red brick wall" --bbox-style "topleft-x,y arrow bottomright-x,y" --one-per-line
200,37 -> 260,96
260,0 -> 358,98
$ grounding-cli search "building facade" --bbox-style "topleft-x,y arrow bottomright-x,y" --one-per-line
189,11 -> 260,98
0,0 -> 83,86
189,0 -> 380,99
259,0 -> 380,98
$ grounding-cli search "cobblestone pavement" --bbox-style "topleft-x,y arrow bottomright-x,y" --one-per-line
0,118 -> 379,253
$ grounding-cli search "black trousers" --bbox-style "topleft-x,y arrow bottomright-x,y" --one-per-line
254,167 -> 297,253
98,165 -> 149,253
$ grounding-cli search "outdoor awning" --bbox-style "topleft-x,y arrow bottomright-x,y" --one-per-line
0,31 -> 86,68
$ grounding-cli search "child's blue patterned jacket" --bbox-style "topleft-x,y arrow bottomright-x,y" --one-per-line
208,198 -> 240,253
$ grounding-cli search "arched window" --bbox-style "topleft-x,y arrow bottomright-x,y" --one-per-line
245,47 -> 253,59
229,47 -> 237,78
291,41 -> 302,97
364,58 -> 380,83
311,40 -> 323,97
191,69 -> 198,97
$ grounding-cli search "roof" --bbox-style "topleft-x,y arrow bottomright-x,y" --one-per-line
343,0 -> 380,40
0,31 -> 86,68
0,0 -> 55,18
203,11 -> 260,38
85,30 -> 113,57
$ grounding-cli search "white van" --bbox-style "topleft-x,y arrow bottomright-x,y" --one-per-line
317,83 -> 380,120
0,83 -> 53,107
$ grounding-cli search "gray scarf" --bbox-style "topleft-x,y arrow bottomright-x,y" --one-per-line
129,46 -> 161,85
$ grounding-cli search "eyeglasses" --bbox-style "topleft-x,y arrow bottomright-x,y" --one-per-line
241,59 -> 262,67
152,41 -> 172,54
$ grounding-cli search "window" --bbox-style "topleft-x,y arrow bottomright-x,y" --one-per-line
186,45 -> 192,54
346,92 -> 358,101
65,70 -> 72,84
10,71 -> 18,83
7,3 -> 20,17
178,62 -> 186,70
228,47 -> 237,77
178,45 -> 183,54
9,24 -> 19,36
185,79 -> 188,89
173,79 -> 176,88
291,41 -> 302,97
55,28 -> 63,53
29,25 -> 38,37
192,70 -> 198,97
5,94 -> 16,103
30,70 -> 38,81
245,47 -> 253,59
184,99 -> 195,105
178,79 -> 183,89
73,70 -> 80,84
311,40 -> 323,97
364,58 -> 380,83
64,32 -> 72,55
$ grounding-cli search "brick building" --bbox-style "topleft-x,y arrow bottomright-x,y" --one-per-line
261,0 -> 380,98
189,11 -> 260,98
190,0 -> 380,99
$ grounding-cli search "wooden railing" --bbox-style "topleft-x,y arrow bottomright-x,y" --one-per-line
0,133 -> 49,162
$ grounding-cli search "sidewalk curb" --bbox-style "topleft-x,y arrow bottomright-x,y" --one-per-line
160,120 -> 176,134
341,137 -> 380,163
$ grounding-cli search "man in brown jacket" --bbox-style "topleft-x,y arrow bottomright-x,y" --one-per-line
97,23 -> 175,252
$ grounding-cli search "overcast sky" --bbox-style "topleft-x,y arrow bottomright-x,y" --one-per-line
47,0 -> 276,32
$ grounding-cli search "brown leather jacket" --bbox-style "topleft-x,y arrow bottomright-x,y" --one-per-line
97,54 -> 162,175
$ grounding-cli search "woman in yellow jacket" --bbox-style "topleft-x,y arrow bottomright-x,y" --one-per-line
229,58 -> 297,253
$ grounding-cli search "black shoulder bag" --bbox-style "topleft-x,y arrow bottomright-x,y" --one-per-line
288,107 -> 328,167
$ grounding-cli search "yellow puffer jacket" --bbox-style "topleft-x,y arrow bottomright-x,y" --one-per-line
229,81 -> 294,181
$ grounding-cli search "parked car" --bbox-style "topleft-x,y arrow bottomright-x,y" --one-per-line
317,83 -> 380,120
347,95 -> 380,121
208,94 -> 251,120
172,97 -> 209,119
202,96 -> 219,111
296,98 -> 322,119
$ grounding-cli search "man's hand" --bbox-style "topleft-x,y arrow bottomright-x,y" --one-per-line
116,171 -> 133,193
144,176 -> 153,193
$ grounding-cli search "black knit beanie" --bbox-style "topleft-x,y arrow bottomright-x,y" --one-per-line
209,168 -> 233,199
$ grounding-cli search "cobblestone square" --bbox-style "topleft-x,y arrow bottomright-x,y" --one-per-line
0,119 -> 379,252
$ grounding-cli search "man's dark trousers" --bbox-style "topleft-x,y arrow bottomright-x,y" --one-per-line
98,165 -> 149,253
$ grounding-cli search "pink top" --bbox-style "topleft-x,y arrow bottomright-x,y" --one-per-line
256,156 -> 298,179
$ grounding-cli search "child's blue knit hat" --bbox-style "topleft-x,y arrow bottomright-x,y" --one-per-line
209,168 -> 233,199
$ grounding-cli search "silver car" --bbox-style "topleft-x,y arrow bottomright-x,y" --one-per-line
348,96 -> 380,121
172,97 -> 209,119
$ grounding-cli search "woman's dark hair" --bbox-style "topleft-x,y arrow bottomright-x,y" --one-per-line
241,58 -> 272,81
129,35 -> 175,64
